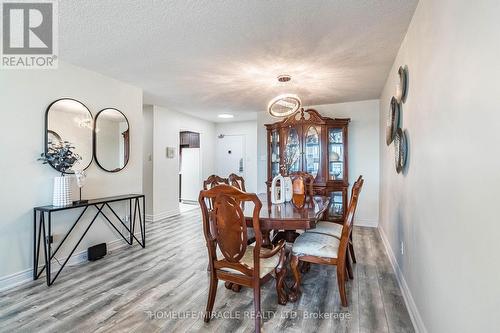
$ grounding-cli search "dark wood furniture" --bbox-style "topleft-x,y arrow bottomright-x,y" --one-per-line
310,175 -> 364,264
203,174 -> 229,191
228,173 -> 246,192
265,108 -> 350,223
228,174 -> 255,245
242,194 -> 330,244
179,131 -> 200,148
199,185 -> 286,333
290,178 -> 363,306
33,194 -> 145,286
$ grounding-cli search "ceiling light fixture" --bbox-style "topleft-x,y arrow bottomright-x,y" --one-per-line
268,74 -> 301,117
218,113 -> 234,119
268,93 -> 302,117
277,74 -> 291,82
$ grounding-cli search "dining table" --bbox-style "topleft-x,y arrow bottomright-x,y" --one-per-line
243,193 -> 331,245
240,193 -> 330,304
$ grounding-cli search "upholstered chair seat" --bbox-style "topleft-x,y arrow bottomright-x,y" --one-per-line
218,246 -> 281,278
290,176 -> 364,307
307,221 -> 343,238
292,232 -> 340,259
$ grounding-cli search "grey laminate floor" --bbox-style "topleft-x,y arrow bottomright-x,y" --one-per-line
0,210 -> 414,333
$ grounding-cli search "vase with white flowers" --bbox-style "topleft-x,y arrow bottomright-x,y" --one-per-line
38,141 -> 82,206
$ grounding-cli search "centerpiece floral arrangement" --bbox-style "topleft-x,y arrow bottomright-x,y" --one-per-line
39,141 -> 82,206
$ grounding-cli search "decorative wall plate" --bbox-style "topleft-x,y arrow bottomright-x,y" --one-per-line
398,66 -> 408,103
394,128 -> 407,173
386,96 -> 400,145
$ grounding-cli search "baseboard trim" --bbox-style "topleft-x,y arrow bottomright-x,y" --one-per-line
378,227 -> 427,333
354,218 -> 378,228
145,208 -> 180,222
0,232 -> 142,292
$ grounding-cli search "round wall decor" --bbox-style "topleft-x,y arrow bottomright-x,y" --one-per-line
394,128 -> 407,173
386,96 -> 400,145
398,66 -> 408,103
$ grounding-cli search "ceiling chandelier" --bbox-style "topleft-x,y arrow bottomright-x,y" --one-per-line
267,75 -> 302,117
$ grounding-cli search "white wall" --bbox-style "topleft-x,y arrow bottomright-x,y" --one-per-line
0,62 -> 143,284
379,1 -> 500,332
151,106 -> 215,220
257,100 -> 380,226
143,105 -> 154,216
215,121 -> 258,193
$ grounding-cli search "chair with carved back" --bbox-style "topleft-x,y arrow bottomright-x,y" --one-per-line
228,173 -> 246,192
202,175 -> 255,277
228,173 -> 256,244
290,178 -> 364,307
199,184 -> 287,333
309,175 -> 364,268
203,175 -> 229,191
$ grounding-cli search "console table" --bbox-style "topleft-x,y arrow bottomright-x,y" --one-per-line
33,194 -> 145,286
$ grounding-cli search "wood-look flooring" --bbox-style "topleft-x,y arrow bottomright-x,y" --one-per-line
0,210 -> 414,333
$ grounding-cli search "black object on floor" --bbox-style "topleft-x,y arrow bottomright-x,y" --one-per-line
88,243 -> 107,261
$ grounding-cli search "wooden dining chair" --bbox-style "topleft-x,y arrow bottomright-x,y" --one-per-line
290,178 -> 363,307
203,174 -> 229,190
199,184 -> 287,333
228,173 -> 246,192
309,176 -> 364,265
228,173 -> 255,244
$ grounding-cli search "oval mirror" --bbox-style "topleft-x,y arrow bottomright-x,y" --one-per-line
45,98 -> 93,173
94,108 -> 130,172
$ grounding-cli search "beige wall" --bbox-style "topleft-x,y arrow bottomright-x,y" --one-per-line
0,62 -> 143,286
142,105 -> 154,215
379,0 -> 500,332
257,99 -> 380,226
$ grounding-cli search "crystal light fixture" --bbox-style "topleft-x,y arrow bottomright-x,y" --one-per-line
267,93 -> 302,117
268,75 -> 301,117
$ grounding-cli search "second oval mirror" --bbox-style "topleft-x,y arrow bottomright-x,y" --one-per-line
94,108 -> 130,172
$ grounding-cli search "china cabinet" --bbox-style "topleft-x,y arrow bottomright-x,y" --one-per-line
265,109 -> 350,222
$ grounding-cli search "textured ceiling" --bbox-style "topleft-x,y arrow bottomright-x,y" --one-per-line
59,0 -> 417,122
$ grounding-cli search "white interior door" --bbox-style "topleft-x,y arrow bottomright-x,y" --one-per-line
215,135 -> 245,178
180,148 -> 200,201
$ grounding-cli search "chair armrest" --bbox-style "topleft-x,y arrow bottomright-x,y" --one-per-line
260,239 -> 286,259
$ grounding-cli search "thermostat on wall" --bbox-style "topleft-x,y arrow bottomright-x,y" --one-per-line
166,147 -> 175,158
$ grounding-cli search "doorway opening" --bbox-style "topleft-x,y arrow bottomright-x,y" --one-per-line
179,131 -> 201,212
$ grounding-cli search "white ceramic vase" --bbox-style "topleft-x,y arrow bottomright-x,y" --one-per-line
53,176 -> 72,206
283,176 -> 293,202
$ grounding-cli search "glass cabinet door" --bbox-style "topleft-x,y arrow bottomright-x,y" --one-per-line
270,129 -> 280,178
326,191 -> 344,221
305,126 -> 320,178
285,127 -> 301,174
328,128 -> 344,181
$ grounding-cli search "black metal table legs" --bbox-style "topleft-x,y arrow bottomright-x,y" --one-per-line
33,196 -> 145,286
